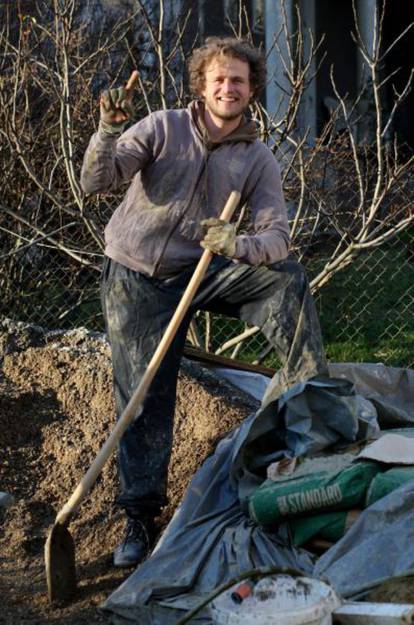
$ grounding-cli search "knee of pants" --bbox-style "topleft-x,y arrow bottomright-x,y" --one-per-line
285,258 -> 307,278
270,259 -> 309,295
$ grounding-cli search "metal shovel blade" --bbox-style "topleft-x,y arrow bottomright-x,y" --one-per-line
45,522 -> 77,603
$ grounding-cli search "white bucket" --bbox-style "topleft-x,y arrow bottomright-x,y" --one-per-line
210,575 -> 341,625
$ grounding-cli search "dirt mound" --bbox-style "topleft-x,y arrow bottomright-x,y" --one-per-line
0,319 -> 258,624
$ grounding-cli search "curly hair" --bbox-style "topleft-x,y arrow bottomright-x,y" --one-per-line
188,37 -> 266,100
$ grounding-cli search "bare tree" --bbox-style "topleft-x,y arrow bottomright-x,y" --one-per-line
0,0 -> 413,358
0,0 -> 193,324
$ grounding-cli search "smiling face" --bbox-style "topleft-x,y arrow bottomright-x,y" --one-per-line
201,56 -> 253,126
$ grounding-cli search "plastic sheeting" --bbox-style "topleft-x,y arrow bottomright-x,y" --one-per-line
328,363 -> 414,427
102,363 -> 414,624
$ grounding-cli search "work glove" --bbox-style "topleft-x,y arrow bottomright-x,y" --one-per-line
200,218 -> 237,258
99,70 -> 138,134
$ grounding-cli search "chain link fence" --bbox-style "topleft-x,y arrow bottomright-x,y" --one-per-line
184,136 -> 414,371
190,233 -> 414,370
2,225 -> 413,370
314,236 -> 414,369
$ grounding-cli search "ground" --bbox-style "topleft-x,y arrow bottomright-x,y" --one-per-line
1,320 -> 413,624
0,319 -> 258,624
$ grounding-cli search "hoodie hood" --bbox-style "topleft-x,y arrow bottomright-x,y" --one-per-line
188,100 -> 258,148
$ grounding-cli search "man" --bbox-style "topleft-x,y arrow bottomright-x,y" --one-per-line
81,37 -> 328,567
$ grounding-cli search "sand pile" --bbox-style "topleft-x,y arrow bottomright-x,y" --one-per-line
0,318 -> 257,624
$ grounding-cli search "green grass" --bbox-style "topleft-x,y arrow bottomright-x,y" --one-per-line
312,244 -> 414,368
324,334 -> 414,367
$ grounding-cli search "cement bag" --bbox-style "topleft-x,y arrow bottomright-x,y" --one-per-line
249,461 -> 380,525
366,467 -> 414,507
290,509 -> 361,546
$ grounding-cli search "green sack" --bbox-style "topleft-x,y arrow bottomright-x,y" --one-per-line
366,467 -> 414,507
290,510 -> 360,546
249,461 -> 380,525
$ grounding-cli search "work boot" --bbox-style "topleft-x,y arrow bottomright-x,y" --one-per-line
113,516 -> 156,568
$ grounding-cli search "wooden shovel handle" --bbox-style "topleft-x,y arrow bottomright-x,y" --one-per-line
56,190 -> 241,525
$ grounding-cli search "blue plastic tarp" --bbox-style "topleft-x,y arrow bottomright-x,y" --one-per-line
102,364 -> 414,624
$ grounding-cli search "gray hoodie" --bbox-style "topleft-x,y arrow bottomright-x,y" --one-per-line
81,101 -> 290,278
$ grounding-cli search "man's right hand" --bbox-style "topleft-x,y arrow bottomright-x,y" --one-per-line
99,70 -> 139,131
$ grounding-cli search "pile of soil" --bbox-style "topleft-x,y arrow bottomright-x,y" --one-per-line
0,318 -> 258,624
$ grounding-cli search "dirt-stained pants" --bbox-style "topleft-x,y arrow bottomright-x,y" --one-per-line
101,255 -> 328,518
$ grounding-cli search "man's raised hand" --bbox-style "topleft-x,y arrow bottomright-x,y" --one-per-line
100,70 -> 139,130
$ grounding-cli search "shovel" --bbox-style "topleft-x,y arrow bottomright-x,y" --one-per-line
45,190 -> 241,603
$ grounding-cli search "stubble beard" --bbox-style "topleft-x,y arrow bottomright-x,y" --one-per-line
206,100 -> 246,122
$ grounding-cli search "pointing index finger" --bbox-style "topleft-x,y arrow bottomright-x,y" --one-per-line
126,70 -> 139,91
